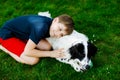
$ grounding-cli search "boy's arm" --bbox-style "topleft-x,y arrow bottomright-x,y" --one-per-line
23,39 -> 64,58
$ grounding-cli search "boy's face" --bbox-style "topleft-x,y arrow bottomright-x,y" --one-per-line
50,18 -> 72,38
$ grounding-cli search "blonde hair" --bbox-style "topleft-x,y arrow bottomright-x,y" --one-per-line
57,14 -> 74,34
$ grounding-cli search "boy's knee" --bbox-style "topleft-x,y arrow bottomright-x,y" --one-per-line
44,44 -> 52,51
37,39 -> 52,51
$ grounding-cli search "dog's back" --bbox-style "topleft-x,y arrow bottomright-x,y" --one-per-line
46,30 -> 88,50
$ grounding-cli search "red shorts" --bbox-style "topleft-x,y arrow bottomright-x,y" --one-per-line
0,37 -> 27,57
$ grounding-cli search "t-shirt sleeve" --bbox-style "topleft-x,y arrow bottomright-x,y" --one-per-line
29,23 -> 48,44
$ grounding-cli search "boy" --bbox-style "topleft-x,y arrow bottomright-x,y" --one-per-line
0,14 -> 74,65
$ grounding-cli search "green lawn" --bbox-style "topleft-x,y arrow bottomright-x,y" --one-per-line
0,0 -> 120,80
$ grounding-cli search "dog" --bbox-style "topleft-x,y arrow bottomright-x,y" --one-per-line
46,30 -> 97,72
38,11 -> 97,72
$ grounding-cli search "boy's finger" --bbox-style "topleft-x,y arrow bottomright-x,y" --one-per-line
59,48 -> 64,52
59,48 -> 64,50
60,53 -> 65,57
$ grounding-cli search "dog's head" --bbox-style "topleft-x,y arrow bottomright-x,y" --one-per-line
47,30 -> 97,72
68,42 -> 97,72
56,40 -> 97,72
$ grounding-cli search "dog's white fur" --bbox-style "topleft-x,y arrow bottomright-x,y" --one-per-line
46,30 -> 93,72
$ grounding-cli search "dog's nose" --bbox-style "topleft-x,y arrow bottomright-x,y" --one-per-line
86,65 -> 90,69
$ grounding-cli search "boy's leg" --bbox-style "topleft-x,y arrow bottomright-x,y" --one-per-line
0,38 -> 39,65
36,39 -> 52,51
0,45 -> 26,63
0,45 -> 39,65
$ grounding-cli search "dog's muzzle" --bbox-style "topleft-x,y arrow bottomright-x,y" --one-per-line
68,59 -> 93,72
56,56 -> 93,72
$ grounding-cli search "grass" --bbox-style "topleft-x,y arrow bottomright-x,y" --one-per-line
0,0 -> 120,80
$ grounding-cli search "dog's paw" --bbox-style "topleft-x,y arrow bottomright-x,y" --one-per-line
56,58 -> 70,64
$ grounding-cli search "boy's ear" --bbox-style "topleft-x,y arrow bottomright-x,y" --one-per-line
53,17 -> 59,23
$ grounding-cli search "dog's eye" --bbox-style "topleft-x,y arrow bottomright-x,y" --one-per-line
79,53 -> 85,57
81,54 -> 85,57
79,53 -> 85,61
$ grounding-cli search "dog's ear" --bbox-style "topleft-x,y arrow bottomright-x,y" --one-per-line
88,42 -> 97,57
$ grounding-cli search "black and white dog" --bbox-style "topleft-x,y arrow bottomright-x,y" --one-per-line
38,11 -> 97,72
46,30 -> 97,72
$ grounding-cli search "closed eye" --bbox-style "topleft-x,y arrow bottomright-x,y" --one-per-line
81,53 -> 85,57
79,53 -> 85,61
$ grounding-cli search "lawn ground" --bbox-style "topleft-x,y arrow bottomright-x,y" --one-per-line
0,0 -> 120,80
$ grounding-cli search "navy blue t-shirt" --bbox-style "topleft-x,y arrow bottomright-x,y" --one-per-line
0,15 -> 52,44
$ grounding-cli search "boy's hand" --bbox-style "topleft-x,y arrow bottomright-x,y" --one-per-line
50,48 -> 65,58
